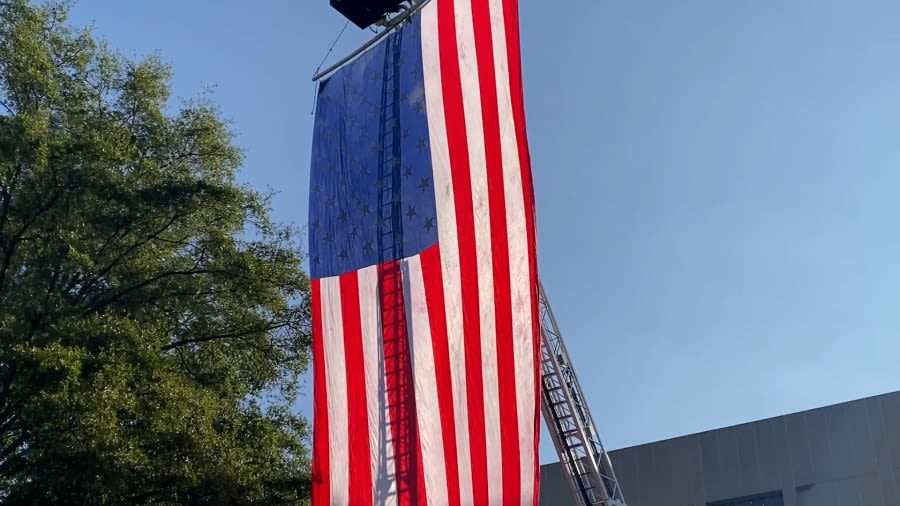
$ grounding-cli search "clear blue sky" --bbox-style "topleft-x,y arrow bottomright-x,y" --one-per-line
68,1 -> 900,464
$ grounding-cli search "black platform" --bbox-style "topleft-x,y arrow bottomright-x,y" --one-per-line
330,0 -> 405,29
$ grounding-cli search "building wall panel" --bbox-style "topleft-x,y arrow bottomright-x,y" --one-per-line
539,391 -> 900,506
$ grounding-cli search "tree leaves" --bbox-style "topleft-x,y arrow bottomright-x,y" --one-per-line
0,1 -> 310,503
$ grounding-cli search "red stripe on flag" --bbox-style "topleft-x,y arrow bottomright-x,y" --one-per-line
379,260 -> 422,506
469,0 -> 522,503
501,0 -> 542,502
436,0 -> 490,504
339,273 -> 374,505
311,280 -> 330,506
416,438 -> 427,506
420,245 -> 462,506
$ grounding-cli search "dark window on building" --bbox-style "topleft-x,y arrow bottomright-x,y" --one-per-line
708,490 -> 784,506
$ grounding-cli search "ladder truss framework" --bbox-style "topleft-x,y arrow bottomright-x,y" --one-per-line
539,283 -> 628,506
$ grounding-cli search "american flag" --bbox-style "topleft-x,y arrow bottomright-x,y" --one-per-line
309,0 -> 539,504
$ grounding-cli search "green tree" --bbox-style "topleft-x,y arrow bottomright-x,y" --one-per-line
0,1 -> 311,503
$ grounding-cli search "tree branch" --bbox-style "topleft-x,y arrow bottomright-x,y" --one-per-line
0,163 -> 23,237
0,359 -> 16,412
160,321 -> 291,352
77,210 -> 185,298
127,487 -> 171,505
81,267 -> 229,317
0,185 -> 63,293
0,430 -> 27,464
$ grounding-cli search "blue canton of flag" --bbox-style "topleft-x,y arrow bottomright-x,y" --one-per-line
309,17 -> 435,279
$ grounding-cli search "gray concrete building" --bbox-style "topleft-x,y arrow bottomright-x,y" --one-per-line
540,390 -> 900,506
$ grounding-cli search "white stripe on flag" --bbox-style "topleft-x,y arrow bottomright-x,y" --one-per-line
420,3 -> 474,503
453,0 -> 504,498
320,276 -> 349,504
401,255 -> 448,503
488,0 -> 538,499
358,265 -> 398,506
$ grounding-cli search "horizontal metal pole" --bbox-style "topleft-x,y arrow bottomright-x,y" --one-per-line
312,0 -> 433,82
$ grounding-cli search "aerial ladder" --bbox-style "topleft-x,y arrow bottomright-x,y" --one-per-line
538,282 -> 627,506
318,2 -> 629,505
